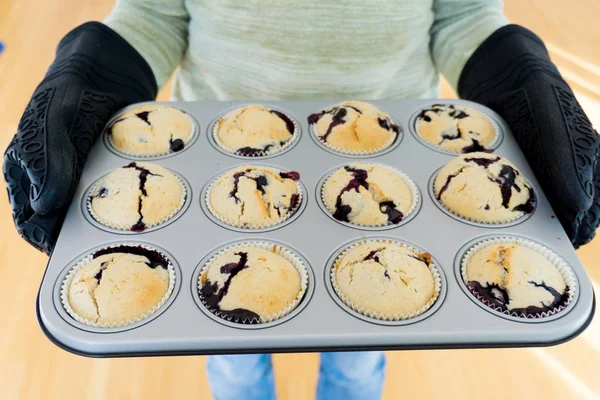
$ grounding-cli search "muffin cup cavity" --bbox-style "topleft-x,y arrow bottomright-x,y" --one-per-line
330,239 -> 442,322
60,243 -> 177,329
410,102 -> 503,155
429,167 -> 535,227
197,241 -> 309,325
86,169 -> 188,233
105,106 -> 197,159
204,166 -> 304,230
460,236 -> 577,320
211,107 -> 300,158
319,163 -> 421,229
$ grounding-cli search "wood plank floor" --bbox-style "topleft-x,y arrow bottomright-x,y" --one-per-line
1,1 -> 599,399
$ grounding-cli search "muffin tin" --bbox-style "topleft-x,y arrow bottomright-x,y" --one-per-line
37,100 -> 595,357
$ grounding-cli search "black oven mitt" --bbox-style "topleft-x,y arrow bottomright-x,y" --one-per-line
3,22 -> 157,254
459,24 -> 600,248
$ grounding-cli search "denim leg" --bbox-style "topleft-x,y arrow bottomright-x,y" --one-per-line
206,354 -> 276,400
317,351 -> 386,400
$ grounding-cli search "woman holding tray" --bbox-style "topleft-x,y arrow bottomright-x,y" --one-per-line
4,1 -> 599,399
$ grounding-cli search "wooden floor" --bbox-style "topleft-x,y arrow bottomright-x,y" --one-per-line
1,1 -> 600,399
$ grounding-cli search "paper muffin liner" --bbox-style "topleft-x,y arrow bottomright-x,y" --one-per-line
212,107 -> 300,157
87,169 -> 187,231
205,167 -> 303,229
330,239 -> 442,321
460,236 -> 577,319
197,241 -> 309,324
431,168 -> 534,225
310,122 -> 399,156
106,108 -> 196,158
60,243 -> 177,329
413,103 -> 502,154
321,163 -> 420,228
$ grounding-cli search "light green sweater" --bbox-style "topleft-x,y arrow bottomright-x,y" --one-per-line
104,0 -> 508,101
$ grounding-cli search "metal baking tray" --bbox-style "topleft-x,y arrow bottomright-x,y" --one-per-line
36,100 -> 595,357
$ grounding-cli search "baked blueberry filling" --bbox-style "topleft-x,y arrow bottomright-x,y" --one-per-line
94,264 -> 107,282
463,156 -> 500,168
289,193 -> 300,210
363,250 -> 381,263
435,167 -> 465,200
320,108 -> 348,142
439,131 -> 461,143
123,162 -> 161,231
200,252 -> 261,323
135,111 -> 152,125
229,171 -> 247,203
461,139 -> 487,153
307,111 -> 324,125
236,144 -> 273,156
333,166 -> 369,222
409,252 -> 432,266
362,249 -> 391,280
379,201 -> 404,224
250,175 -> 268,194
93,245 -> 169,270
513,190 -> 536,213
416,104 -> 446,123
279,171 -> 300,181
377,117 -> 401,135
448,109 -> 468,119
269,109 -> 295,134
90,187 -> 108,201
491,164 -> 521,208
169,137 -> 185,152
468,280 -> 569,316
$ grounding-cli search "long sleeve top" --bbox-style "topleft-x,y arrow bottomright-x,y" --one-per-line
104,0 -> 508,101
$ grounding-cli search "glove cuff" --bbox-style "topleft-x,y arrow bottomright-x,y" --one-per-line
458,24 -> 560,103
45,21 -> 157,102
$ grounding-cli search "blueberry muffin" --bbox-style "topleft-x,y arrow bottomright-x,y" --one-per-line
215,105 -> 296,155
308,101 -> 400,153
89,162 -> 184,231
334,242 -> 437,317
434,152 -> 535,223
200,246 -> 303,322
322,163 -> 414,226
67,246 -> 170,325
107,104 -> 194,156
415,104 -> 497,153
465,242 -> 569,316
208,166 -> 301,228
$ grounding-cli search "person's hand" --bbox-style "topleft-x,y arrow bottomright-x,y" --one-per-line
3,22 -> 156,254
459,24 -> 600,248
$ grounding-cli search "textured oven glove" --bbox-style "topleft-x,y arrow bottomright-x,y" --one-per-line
459,24 -> 600,248
3,22 -> 157,254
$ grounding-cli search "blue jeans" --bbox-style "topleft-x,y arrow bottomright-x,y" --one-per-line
207,351 -> 385,400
